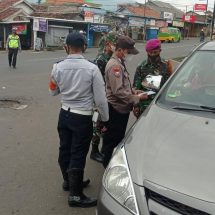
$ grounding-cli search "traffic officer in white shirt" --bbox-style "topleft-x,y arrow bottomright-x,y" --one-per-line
49,32 -> 109,208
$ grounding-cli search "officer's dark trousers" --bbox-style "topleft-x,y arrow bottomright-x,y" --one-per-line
8,48 -> 18,67
57,109 -> 93,175
102,104 -> 129,168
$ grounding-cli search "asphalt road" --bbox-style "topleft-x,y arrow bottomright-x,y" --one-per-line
0,38 -> 201,215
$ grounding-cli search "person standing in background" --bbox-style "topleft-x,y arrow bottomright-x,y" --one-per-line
6,27 -> 21,69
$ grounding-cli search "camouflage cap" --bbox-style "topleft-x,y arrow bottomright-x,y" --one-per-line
105,31 -> 118,45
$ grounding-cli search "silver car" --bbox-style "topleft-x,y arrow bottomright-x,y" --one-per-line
97,41 -> 215,215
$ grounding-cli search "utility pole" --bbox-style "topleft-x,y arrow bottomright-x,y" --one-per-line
210,0 -> 215,40
144,0 -> 147,41
205,0 -> 209,26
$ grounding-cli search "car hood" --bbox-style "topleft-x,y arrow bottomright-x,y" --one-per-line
125,104 -> 215,203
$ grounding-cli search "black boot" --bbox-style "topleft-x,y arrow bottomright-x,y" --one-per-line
62,178 -> 90,191
90,144 -> 104,163
61,168 -> 90,191
68,168 -> 97,208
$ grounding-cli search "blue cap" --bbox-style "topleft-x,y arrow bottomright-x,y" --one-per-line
66,32 -> 86,46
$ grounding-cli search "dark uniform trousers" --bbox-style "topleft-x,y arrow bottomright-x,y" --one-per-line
102,104 -> 129,168
57,109 -> 93,175
8,48 -> 18,67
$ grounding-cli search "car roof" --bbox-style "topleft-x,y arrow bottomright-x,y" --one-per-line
198,41 -> 215,51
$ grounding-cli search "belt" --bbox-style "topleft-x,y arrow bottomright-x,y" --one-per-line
61,105 -> 92,116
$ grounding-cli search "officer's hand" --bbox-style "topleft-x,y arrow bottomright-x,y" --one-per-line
138,92 -> 148,101
133,106 -> 141,118
134,90 -> 144,95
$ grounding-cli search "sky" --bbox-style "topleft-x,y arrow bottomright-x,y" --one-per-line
28,0 -> 215,12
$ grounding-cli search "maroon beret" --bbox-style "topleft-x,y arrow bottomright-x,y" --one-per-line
145,39 -> 161,52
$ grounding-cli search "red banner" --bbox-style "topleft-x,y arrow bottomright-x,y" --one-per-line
182,15 -> 196,23
12,24 -> 27,35
194,4 -> 207,11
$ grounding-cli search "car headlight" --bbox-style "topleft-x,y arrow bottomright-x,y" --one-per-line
103,145 -> 139,215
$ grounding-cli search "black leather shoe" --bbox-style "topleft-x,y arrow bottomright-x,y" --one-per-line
68,194 -> 97,208
63,179 -> 90,191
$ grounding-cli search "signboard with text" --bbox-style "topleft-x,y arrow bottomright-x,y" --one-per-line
89,24 -> 109,32
12,24 -> 27,35
84,11 -> 94,22
173,21 -> 184,28
33,18 -> 47,32
182,15 -> 196,23
39,19 -> 47,32
194,4 -> 207,11
163,12 -> 173,20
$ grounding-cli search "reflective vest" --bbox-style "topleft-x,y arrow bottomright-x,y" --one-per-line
8,34 -> 19,49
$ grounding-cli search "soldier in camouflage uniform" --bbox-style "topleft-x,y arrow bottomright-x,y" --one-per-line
97,32 -> 108,56
133,39 -> 173,118
90,32 -> 118,163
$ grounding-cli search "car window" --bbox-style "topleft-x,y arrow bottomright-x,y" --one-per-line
159,27 -> 168,33
170,29 -> 176,34
158,51 -> 215,108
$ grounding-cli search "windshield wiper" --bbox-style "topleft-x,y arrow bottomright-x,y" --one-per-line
172,106 -> 215,113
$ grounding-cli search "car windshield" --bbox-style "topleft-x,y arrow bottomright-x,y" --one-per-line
158,50 -> 215,109
159,27 -> 168,33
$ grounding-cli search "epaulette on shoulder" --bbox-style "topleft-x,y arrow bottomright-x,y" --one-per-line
55,59 -> 64,64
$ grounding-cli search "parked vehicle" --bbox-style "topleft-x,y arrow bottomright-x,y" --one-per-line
97,41 -> 215,215
158,27 -> 181,43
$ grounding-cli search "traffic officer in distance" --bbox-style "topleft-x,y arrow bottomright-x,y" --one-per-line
6,27 -> 21,69
133,39 -> 173,118
90,31 -> 118,163
49,32 -> 109,208
102,35 -> 148,168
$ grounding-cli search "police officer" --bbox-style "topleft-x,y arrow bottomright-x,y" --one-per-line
90,32 -> 118,163
102,36 -> 148,168
49,32 -> 109,207
6,27 -> 21,69
133,39 -> 173,118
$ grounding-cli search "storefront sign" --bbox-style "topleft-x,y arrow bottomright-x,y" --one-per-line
39,19 -> 47,32
150,20 -> 156,26
33,18 -> 39,31
173,21 -> 184,28
129,17 -> 145,27
194,4 -> 207,11
163,12 -> 173,20
84,11 -> 94,22
155,20 -> 168,28
182,15 -> 196,23
33,18 -> 47,32
12,24 -> 27,35
89,24 -> 109,32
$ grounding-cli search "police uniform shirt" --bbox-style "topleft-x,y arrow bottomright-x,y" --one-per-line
105,54 -> 139,114
49,54 -> 109,122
